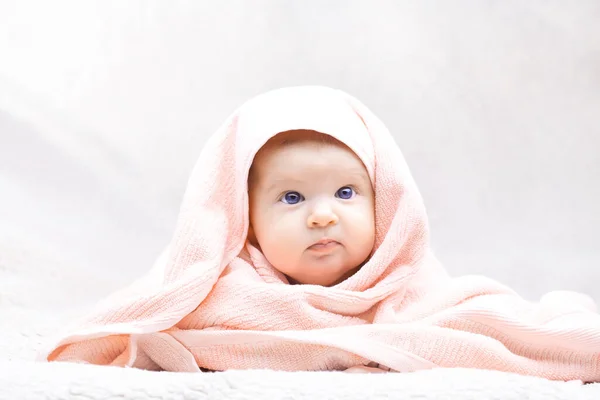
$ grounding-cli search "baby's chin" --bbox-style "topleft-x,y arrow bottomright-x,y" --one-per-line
283,263 -> 363,286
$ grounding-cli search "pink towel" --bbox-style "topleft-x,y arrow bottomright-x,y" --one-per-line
42,86 -> 600,381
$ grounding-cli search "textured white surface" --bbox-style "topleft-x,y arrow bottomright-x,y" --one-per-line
1,361 -> 599,400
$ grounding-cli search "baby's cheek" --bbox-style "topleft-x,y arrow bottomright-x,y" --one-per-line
346,209 -> 376,255
260,218 -> 303,254
260,231 -> 303,274
348,206 -> 375,231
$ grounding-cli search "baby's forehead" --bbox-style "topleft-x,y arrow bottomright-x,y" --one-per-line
249,131 -> 371,186
253,131 -> 355,167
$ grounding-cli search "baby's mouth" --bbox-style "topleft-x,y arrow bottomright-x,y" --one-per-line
307,238 -> 341,253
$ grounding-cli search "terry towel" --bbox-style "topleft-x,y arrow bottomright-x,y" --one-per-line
42,86 -> 600,381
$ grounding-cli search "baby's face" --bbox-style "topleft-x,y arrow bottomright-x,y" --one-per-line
248,132 -> 375,286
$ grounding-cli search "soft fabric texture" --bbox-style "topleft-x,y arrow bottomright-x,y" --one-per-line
42,86 -> 600,381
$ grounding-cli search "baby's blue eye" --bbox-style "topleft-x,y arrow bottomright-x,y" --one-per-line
336,186 -> 355,200
281,191 -> 304,204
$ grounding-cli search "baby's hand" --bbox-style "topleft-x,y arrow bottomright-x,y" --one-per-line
343,365 -> 388,373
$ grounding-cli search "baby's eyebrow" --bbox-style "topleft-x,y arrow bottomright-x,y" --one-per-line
346,169 -> 371,184
261,169 -> 371,193
263,177 -> 306,193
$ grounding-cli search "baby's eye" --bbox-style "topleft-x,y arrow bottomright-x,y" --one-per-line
280,191 -> 304,205
335,186 -> 356,200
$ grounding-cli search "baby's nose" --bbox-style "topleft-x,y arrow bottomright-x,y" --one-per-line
307,203 -> 339,228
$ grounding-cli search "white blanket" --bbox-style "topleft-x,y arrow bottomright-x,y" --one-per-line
2,361 -> 597,400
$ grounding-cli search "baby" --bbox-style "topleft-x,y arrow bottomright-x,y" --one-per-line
247,129 -> 376,287
44,87 -> 600,380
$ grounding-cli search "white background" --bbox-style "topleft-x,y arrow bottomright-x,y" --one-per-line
0,1 -> 598,302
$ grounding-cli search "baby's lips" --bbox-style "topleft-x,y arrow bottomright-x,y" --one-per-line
307,239 -> 341,251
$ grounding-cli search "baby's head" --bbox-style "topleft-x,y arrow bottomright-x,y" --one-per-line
248,130 -> 375,286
